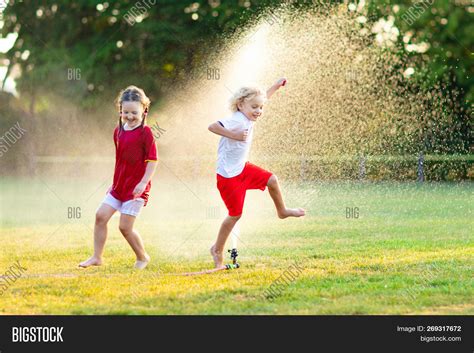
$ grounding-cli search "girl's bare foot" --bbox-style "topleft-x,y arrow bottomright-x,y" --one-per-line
79,257 -> 103,268
210,245 -> 224,268
278,208 -> 306,219
134,254 -> 151,270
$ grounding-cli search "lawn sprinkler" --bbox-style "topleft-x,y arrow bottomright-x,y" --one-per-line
177,222 -> 241,276
225,248 -> 240,270
225,221 -> 240,270
178,247 -> 240,276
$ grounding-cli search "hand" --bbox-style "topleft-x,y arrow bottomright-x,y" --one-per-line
276,77 -> 287,88
132,181 -> 147,198
106,186 -> 112,195
231,129 -> 248,141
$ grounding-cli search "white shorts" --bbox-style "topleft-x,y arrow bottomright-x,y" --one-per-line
101,193 -> 145,217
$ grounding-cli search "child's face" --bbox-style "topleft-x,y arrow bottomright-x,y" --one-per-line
121,101 -> 144,128
238,95 -> 265,122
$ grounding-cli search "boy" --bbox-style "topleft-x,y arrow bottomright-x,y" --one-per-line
208,78 -> 305,268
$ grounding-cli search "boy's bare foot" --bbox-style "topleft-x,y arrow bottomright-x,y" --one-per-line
210,245 -> 224,268
134,254 -> 151,270
278,208 -> 306,219
78,257 -> 102,268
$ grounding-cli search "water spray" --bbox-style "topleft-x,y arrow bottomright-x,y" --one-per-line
162,3 -> 454,278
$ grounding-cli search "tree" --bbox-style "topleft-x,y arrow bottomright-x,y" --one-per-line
0,0 -> 267,110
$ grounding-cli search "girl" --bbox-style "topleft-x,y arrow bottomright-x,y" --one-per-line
79,85 -> 158,270
208,78 -> 305,268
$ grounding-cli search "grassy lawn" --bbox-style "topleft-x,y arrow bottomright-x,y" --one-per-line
0,178 -> 473,314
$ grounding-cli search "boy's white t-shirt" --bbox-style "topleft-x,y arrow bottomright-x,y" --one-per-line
216,111 -> 254,178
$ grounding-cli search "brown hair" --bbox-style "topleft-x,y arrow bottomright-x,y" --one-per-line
115,85 -> 151,136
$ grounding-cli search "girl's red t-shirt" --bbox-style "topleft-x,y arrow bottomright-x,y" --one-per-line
110,125 -> 157,205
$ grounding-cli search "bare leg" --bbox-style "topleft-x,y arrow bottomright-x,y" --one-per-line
211,215 -> 241,268
267,175 -> 305,218
79,204 -> 116,267
119,214 -> 150,269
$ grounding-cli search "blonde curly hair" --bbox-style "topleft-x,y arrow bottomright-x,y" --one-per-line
229,86 -> 266,112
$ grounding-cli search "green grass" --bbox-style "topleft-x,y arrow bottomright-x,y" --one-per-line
0,178 -> 473,314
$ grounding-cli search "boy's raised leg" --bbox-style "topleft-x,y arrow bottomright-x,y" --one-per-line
119,214 -> 150,269
211,215 -> 241,268
267,175 -> 305,218
79,204 -> 117,268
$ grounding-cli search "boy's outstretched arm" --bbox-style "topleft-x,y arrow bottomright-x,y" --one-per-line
266,77 -> 287,99
208,122 -> 248,141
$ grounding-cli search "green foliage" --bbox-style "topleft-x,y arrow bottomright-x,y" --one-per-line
1,0 -> 266,108
365,0 -> 472,152
0,0 -> 471,155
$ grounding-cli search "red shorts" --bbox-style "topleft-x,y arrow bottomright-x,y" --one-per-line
217,162 -> 273,217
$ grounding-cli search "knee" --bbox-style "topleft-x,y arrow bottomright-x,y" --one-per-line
118,224 -> 132,236
95,211 -> 108,225
267,174 -> 278,187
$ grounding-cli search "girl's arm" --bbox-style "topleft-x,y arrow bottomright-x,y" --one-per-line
208,122 -> 248,141
266,77 -> 287,99
132,161 -> 158,198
